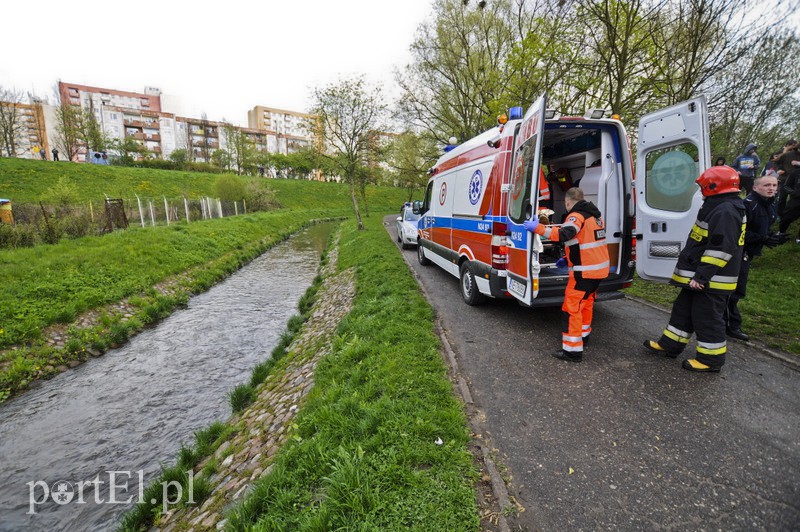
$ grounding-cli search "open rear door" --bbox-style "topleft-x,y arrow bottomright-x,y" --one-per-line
635,96 -> 710,282
505,93 -> 546,305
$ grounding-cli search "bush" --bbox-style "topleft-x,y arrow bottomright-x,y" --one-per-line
214,174 -> 247,201
0,223 -> 37,248
245,180 -> 280,211
41,176 -> 80,207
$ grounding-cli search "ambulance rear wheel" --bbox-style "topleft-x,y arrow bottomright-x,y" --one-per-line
460,262 -> 486,306
417,243 -> 431,265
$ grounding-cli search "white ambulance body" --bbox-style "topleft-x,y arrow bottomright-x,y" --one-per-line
415,93 -> 710,306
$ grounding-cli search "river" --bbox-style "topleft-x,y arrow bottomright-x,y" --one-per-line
0,223 -> 334,531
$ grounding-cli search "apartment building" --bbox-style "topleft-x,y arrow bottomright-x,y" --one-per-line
247,105 -> 318,155
3,82 -> 321,165
0,100 -> 49,158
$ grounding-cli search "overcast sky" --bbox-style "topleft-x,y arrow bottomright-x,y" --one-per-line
0,0 -> 435,126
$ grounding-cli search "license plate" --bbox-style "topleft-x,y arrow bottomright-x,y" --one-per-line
508,277 -> 527,298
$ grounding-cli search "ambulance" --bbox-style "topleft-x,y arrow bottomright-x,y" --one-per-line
415,93 -> 710,306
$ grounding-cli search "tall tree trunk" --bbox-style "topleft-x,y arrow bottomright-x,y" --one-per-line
350,183 -> 364,230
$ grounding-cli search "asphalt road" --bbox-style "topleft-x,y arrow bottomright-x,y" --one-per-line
384,216 -> 800,531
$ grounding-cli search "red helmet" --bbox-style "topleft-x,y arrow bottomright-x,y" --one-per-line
696,165 -> 740,197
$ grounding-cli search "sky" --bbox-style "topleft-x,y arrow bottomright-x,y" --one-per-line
0,0 -> 436,126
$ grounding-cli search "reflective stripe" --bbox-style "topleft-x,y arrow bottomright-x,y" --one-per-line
562,343 -> 583,352
711,275 -> 738,284
582,325 -> 591,331
708,280 -> 737,290
675,269 -> 695,278
562,222 -> 580,232
564,238 -> 578,247
664,328 -> 690,344
697,340 -> 726,350
695,220 -> 709,230
667,324 -> 691,340
701,255 -> 728,267
671,273 -> 690,285
697,344 -> 727,355
704,249 -> 733,261
580,240 -> 606,250
542,227 -> 553,239
573,261 -> 610,271
562,334 -> 582,342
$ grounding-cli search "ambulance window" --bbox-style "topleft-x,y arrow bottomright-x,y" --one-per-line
422,181 -> 433,213
509,141 -> 535,223
644,143 -> 699,213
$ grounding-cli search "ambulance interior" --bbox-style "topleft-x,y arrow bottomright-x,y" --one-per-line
535,125 -> 625,279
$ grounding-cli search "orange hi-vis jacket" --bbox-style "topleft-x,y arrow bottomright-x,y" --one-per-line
539,168 -> 551,201
534,200 -> 610,281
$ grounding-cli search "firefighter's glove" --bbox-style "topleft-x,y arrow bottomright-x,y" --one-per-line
523,218 -> 539,232
765,233 -> 788,248
555,257 -> 567,268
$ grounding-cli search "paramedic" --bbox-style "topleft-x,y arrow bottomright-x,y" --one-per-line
523,187 -> 609,363
643,166 -> 746,373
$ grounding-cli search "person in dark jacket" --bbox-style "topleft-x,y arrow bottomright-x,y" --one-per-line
724,174 -> 785,341
778,162 -> 800,243
644,166 -> 746,373
731,143 -> 760,193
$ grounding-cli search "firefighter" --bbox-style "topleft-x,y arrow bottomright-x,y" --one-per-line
644,165 -> 746,373
523,187 -> 609,363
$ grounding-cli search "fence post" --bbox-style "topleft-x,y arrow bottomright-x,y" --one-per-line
234,201 -> 238,216
136,194 -> 145,227
148,201 -> 155,227
184,197 -> 190,223
243,199 -> 247,214
217,199 -> 223,218
89,201 -> 94,223
164,196 -> 170,226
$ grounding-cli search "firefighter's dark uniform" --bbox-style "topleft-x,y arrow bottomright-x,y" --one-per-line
656,193 -> 746,370
535,200 -> 609,358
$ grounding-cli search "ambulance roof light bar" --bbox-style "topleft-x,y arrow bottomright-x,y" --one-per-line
509,106 -> 523,120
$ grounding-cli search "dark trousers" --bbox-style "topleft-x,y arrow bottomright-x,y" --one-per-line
724,256 -> 750,331
659,288 -> 728,368
779,204 -> 800,235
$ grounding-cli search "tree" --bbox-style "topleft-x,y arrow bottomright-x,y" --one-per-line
108,136 -> 146,165
708,28 -> 800,160
311,76 -> 387,230
221,122 -> 258,175
397,0 -> 517,142
0,86 -> 25,157
388,131 -> 440,201
169,148 -> 189,166
53,100 -> 84,162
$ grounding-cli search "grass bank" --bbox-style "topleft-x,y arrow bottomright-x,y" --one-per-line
0,157 -> 404,211
624,238 -> 800,354
0,211 -> 337,400
120,216 -> 480,530
224,216 -> 479,530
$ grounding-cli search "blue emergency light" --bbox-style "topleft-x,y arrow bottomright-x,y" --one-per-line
509,106 -> 523,120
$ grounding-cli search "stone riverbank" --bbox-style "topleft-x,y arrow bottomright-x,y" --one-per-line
155,241 -> 355,531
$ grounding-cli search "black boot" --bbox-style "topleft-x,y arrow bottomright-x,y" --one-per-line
552,350 -> 582,363
726,328 -> 749,341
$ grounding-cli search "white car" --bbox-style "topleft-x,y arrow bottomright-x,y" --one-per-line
396,203 -> 420,249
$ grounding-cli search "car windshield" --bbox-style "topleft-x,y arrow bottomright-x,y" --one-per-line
404,211 -> 420,222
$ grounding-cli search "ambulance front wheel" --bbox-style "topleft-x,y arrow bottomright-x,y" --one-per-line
460,262 -> 487,306
417,243 -> 431,265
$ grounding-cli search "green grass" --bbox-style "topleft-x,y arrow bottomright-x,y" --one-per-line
0,159 -> 407,399
0,157 -> 404,210
624,233 -> 800,354
226,215 -> 480,531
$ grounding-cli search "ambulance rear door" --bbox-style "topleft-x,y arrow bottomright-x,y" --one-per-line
505,93 -> 546,305
635,96 -> 710,282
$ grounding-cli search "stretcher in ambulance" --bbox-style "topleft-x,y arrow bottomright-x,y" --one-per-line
415,93 -> 710,306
